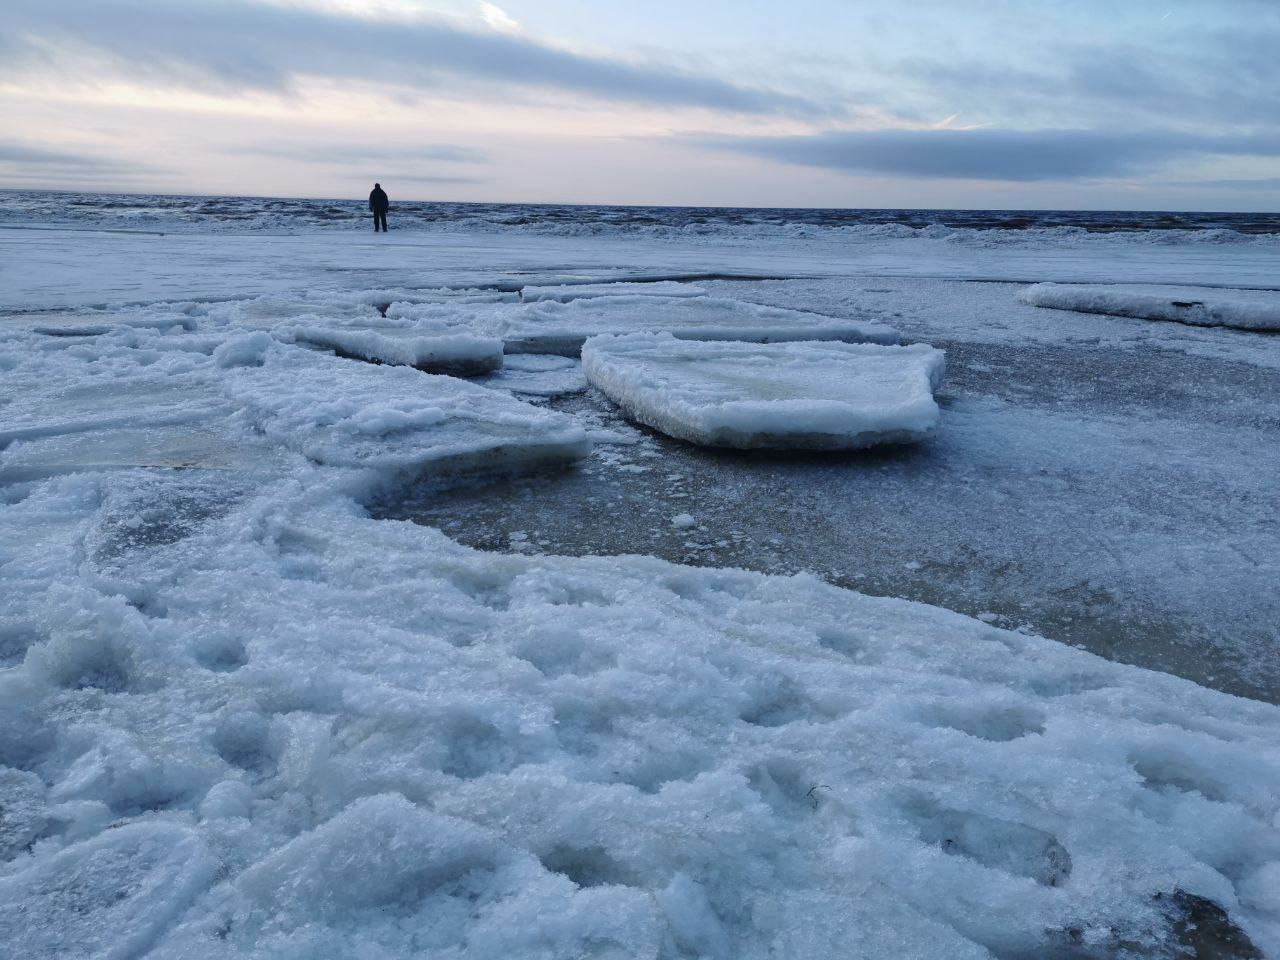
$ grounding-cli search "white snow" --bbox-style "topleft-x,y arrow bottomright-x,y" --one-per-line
1019,282 -> 1280,331
483,295 -> 899,356
582,334 -> 944,449
520,281 -> 707,302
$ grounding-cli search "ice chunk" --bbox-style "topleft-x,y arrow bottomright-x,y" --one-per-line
484,295 -> 898,356
582,333 -> 944,449
1019,283 -> 1280,331
520,281 -> 707,303
223,344 -> 590,477
289,324 -> 504,376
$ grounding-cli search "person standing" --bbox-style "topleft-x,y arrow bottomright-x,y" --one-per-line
369,183 -> 389,232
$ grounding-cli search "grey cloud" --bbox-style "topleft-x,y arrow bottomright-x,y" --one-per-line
235,143 -> 491,165
1167,178 -> 1280,192
1,0 -> 824,117
0,141 -> 159,174
688,129 -> 1280,182
382,173 -> 489,185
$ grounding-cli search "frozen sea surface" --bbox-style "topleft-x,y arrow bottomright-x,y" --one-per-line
383,277 -> 1280,703
2,210 -> 1279,958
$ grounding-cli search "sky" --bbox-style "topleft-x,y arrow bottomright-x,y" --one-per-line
1,0 -> 1277,210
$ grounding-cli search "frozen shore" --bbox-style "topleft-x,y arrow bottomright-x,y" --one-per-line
2,217 -> 1279,958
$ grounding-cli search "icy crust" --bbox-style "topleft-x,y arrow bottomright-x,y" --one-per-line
582,334 -> 944,449
1019,283 -> 1280,331
484,295 -> 899,357
480,354 -> 589,397
519,281 -> 708,303
222,343 -> 590,475
288,325 -> 504,376
1,484 -> 1278,959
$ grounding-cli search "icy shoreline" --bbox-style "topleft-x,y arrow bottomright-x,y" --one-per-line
2,222 -> 1279,957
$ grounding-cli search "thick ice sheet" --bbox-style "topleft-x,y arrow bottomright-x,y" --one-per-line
1019,282 -> 1280,331
222,340 -> 589,477
288,324 -> 504,376
583,334 -> 944,449
520,281 -> 707,302
487,295 -> 899,356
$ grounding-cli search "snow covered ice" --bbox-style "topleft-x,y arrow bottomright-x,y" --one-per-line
520,281 -> 709,302
481,294 -> 900,357
288,324 -> 504,376
1019,282 -> 1280,331
582,334 -> 945,449
2,203 -> 1280,958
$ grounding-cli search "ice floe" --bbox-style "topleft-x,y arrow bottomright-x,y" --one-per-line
288,324 -> 504,376
485,295 -> 899,356
1019,283 -> 1280,331
519,281 -> 707,302
222,341 -> 590,478
582,333 -> 944,449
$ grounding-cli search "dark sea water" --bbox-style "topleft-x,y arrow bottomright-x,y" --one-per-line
2,188 -> 1278,236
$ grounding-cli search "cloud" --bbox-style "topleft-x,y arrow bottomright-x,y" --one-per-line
381,173 -> 488,184
479,3 -> 520,34
687,128 -> 1280,182
0,141 -> 160,174
1167,178 -> 1280,192
235,142 -> 491,165
1,0 -> 825,117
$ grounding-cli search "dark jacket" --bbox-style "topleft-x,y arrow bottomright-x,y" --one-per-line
369,187 -> 389,213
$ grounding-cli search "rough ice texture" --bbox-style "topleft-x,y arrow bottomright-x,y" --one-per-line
582,334 -> 944,449
481,295 -> 899,356
520,281 -> 707,302
2,478 -> 1279,959
289,325 -> 504,376
1019,282 -> 1280,331
223,343 -> 589,477
2,222 -> 1279,958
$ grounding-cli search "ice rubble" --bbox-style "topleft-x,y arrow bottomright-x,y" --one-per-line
483,295 -> 899,356
582,334 -> 945,449
519,281 -> 708,302
1019,283 -> 1280,331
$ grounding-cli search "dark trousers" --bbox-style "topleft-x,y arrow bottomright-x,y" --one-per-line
373,210 -> 388,232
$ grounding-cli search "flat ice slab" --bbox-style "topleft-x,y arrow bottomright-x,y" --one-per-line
479,353 -> 588,397
520,281 -> 707,302
1019,282 -> 1280,331
582,333 -> 944,449
289,324 -> 504,376
487,295 -> 899,356
223,342 -> 589,476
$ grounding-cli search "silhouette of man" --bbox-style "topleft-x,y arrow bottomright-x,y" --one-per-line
369,183 -> 389,232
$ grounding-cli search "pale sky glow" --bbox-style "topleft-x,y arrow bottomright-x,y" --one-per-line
1,0 -> 1277,209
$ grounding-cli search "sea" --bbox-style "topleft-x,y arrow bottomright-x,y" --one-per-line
2,188 -> 1277,238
